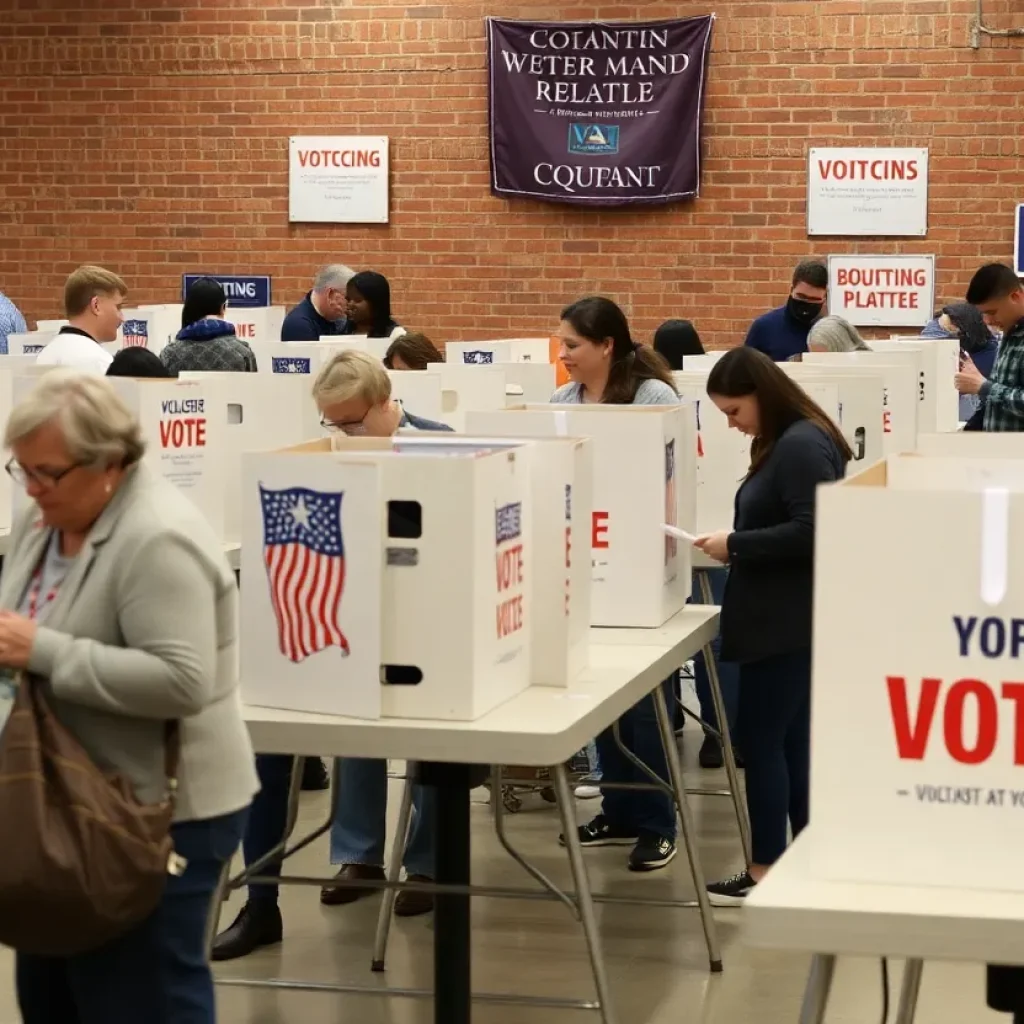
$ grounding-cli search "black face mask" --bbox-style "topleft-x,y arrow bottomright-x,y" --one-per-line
787,296 -> 824,327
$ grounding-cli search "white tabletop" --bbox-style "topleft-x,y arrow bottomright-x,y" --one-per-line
244,606 -> 719,767
743,829 -> 1024,965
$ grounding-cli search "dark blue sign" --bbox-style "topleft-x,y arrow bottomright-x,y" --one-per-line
182,274 -> 271,308
1016,205 -> 1024,276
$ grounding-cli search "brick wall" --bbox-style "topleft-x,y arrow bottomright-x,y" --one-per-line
0,0 -> 1022,346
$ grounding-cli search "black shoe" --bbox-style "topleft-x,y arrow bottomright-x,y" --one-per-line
699,735 -> 724,770
211,903 -> 283,961
628,833 -> 677,872
301,757 -> 330,791
706,870 -> 756,907
559,814 -> 638,848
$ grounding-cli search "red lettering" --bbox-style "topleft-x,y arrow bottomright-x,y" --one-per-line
496,595 -> 524,639
944,679 -> 998,765
297,149 -> 382,170
236,323 -> 256,339
592,511 -> 609,550
495,544 -> 524,592
906,160 -> 918,181
1001,683 -> 1024,765
159,418 -> 207,449
883,410 -> 892,434
887,676 -> 941,760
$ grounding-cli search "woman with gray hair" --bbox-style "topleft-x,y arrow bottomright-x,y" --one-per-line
0,370 -> 257,1022
806,315 -> 871,353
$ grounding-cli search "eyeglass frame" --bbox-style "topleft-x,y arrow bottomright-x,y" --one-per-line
319,408 -> 372,434
5,457 -> 84,490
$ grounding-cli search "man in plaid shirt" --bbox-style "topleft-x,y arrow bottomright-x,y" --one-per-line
956,263 -> 1024,431
0,290 -> 28,356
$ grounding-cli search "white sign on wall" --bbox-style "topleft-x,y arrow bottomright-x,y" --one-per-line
808,147 -> 928,237
288,136 -> 389,224
827,254 -> 935,328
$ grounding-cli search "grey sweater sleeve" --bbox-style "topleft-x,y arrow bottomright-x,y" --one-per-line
28,532 -> 220,719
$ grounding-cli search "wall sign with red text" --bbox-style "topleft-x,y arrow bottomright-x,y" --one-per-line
289,136 -> 389,224
808,147 -> 928,237
827,254 -> 935,329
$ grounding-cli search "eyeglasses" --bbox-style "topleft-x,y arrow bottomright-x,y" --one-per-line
319,410 -> 371,435
5,458 -> 82,489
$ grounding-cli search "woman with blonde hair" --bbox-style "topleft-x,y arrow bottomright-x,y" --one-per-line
0,370 -> 257,1021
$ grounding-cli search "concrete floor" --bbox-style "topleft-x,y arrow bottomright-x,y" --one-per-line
0,724 -> 1004,1023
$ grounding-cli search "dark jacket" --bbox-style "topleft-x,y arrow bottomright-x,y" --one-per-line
281,293 -> 345,342
720,419 -> 848,664
160,319 -> 257,374
744,306 -> 813,363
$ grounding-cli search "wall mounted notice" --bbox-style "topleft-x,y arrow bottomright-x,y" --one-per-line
288,136 -> 389,224
808,147 -> 928,237
827,254 -> 935,328
487,16 -> 714,207
182,275 -> 270,308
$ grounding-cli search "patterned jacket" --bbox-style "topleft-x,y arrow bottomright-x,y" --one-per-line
981,319 -> 1024,432
161,318 -> 258,374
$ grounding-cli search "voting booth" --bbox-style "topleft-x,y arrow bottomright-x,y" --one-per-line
503,362 -> 557,404
803,351 -> 919,457
7,333 -> 54,357
179,372 -> 322,543
466,405 -> 694,628
316,336 -> 393,360
118,305 -> 179,355
812,454 -> 1024,891
433,364 -> 507,429
445,339 -> 553,366
263,342 -> 340,378
917,433 -> 1024,458
230,306 -> 286,349
107,378 -> 225,539
241,438 -> 533,721
873,337 -> 960,434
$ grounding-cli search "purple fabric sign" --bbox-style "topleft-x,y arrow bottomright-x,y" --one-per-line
487,16 -> 714,207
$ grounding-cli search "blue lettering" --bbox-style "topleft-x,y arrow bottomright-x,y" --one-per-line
953,615 -> 1024,659
954,615 -> 976,657
982,618 -> 1006,658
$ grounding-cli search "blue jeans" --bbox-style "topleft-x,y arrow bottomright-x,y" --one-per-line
330,757 -> 436,878
17,808 -> 249,1024
690,568 -> 739,737
596,675 -> 678,840
737,648 -> 812,866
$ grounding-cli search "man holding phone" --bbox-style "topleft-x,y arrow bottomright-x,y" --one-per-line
955,263 -> 1024,431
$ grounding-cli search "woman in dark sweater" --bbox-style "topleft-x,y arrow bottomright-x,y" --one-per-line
694,347 -> 851,905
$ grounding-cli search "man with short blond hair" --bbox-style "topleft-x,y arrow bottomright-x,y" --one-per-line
37,265 -> 126,375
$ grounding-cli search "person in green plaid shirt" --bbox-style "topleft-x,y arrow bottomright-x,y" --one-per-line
955,263 -> 1024,432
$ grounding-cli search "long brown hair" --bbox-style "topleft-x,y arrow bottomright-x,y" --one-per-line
384,332 -> 443,370
707,347 -> 853,475
560,296 -> 677,405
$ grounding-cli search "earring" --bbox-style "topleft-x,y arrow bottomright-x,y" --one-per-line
104,483 -> 112,495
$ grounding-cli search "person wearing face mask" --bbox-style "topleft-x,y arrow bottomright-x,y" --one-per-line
341,270 -> 404,341
955,263 -> 1024,433
744,261 -> 829,363
280,264 -> 355,341
695,347 -> 851,906
921,301 -> 999,424
213,350 -> 450,961
37,266 -> 124,376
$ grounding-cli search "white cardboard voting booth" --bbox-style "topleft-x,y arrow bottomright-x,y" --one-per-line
465,405 -> 694,628
316,336 -> 393,360
397,434 -> 592,687
179,372 -> 322,544
812,455 -> 1024,891
0,358 -> 51,529
107,378 -> 225,539
242,438 -> 533,721
916,433 -> 1024,458
782,365 -> 886,467
230,307 -> 286,348
432,364 -> 507,430
263,342 -> 339,378
445,339 -> 552,365
503,362 -> 556,404
803,351 -> 919,457
118,306 -> 178,355
873,337 -> 960,434
387,371 -> 446,423
7,333 -> 54,357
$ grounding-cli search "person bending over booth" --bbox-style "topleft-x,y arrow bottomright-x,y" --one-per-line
384,331 -> 444,370
695,347 -> 851,906
213,350 -> 450,961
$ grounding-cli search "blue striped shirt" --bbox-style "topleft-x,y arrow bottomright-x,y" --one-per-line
0,292 -> 28,356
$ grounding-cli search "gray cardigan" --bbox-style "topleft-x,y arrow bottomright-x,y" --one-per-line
0,462 -> 258,822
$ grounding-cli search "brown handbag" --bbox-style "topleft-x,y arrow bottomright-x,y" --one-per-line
0,677 -> 181,956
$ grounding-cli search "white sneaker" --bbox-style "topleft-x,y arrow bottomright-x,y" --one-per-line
574,784 -> 601,800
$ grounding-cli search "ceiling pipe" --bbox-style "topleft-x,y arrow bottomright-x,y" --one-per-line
971,0 -> 1024,48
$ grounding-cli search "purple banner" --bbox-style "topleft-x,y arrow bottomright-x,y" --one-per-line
487,16 -> 714,207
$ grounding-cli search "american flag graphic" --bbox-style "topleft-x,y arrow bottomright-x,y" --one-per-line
463,350 -> 494,365
122,319 -> 149,348
664,440 -> 678,565
259,485 -> 350,663
272,356 -> 312,374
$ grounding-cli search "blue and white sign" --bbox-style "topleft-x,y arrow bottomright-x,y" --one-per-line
182,274 -> 271,308
1015,204 -> 1024,276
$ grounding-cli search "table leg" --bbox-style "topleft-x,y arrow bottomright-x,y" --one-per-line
696,569 -> 752,864
799,954 -> 836,1024
420,762 -> 473,1024
371,770 -> 415,972
895,959 -> 924,1024
652,683 -> 723,972
550,763 -> 619,1024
